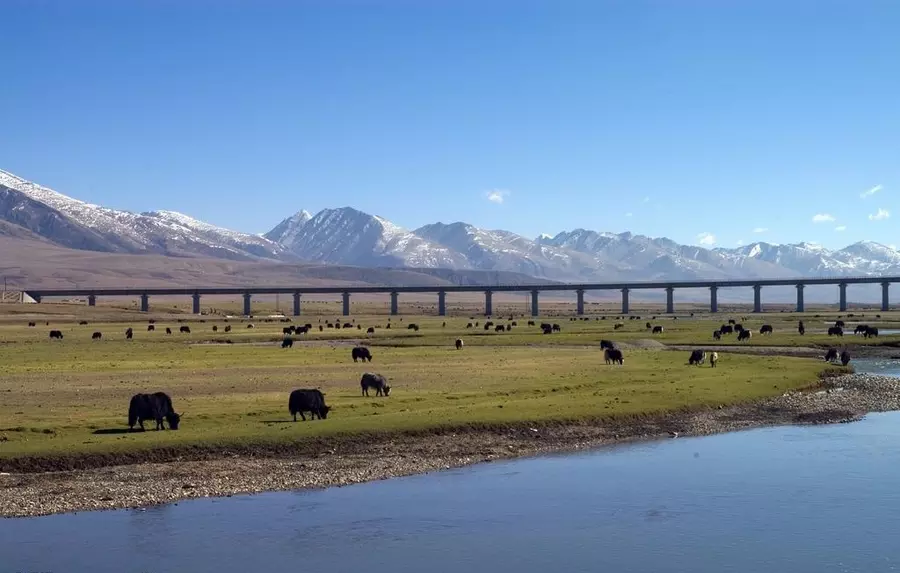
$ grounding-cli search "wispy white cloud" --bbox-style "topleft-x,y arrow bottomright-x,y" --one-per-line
697,232 -> 716,246
736,239 -> 745,246
812,213 -> 836,223
485,189 -> 510,204
834,225 -> 847,232
625,212 -> 633,217
861,184 -> 883,199
752,227 -> 768,233
869,208 -> 890,221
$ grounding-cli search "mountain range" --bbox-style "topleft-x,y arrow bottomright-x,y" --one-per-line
2,168 -> 899,289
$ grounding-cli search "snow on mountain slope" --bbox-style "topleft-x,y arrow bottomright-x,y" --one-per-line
0,169 -> 286,261
270,207 -> 467,268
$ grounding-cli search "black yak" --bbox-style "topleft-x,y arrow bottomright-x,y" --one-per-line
92,331 -> 102,340
760,324 -> 773,335
165,327 -> 172,335
824,348 -> 838,363
864,326 -> 879,338
798,321 -> 805,336
828,326 -> 844,337
367,327 -> 375,334
600,340 -> 616,350
180,326 -> 191,334
737,330 -> 752,342
456,338 -> 464,350
688,349 -> 706,365
125,327 -> 133,340
49,330 -> 63,340
604,348 -> 624,365
713,330 -> 721,340
352,346 -> 373,362
128,392 -> 181,431
361,373 -> 391,397
282,338 -> 293,348
652,326 -> 664,334
288,389 -> 330,421
840,350 -> 851,366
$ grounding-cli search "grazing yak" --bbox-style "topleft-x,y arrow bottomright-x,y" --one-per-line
552,324 -> 561,332
79,320 -> 88,325
710,351 -> 718,368
652,326 -> 664,334
854,324 -> 869,335
360,373 -> 391,397
283,326 -> 294,335
798,321 -> 805,336
688,349 -> 706,365
864,326 -> 879,338
759,324 -> 773,335
456,338 -> 464,350
614,323 -> 624,330
541,324 -> 553,334
720,325 -> 734,335
495,324 -> 506,332
49,330 -> 64,340
27,322 -> 35,327
840,350 -> 852,366
352,346 -> 373,362
125,327 -> 133,340
288,389 -> 330,421
527,321 -> 535,326
827,326 -> 844,337
646,322 -> 652,330
600,340 -> 616,350
92,332 -> 102,340
835,320 -> 846,328
734,324 -> 744,333
737,329 -> 752,342
466,323 -> 473,328
604,348 -> 624,365
366,327 -> 375,335
281,338 -> 293,348
180,326 -> 191,334
165,327 -> 172,335
212,325 -> 218,332
224,325 -> 232,333
247,324 -> 254,329
408,323 -> 420,331
713,330 -> 722,340
824,348 -> 839,363
728,319 -> 736,325
128,392 -> 181,431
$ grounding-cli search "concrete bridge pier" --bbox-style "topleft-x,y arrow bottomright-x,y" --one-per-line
709,286 -> 718,313
795,284 -> 805,313
484,290 -> 493,317
621,288 -> 630,315
665,287 -> 674,314
576,289 -> 585,315
292,292 -> 301,316
753,285 -> 762,313
883,282 -> 891,312
140,294 -> 149,312
438,290 -> 446,316
192,293 -> 201,314
242,293 -> 251,316
390,292 -> 399,315
88,295 -> 96,307
839,283 -> 848,312
342,292 -> 351,316
530,290 -> 539,317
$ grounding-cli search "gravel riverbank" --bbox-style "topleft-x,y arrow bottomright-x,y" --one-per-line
3,372 -> 899,519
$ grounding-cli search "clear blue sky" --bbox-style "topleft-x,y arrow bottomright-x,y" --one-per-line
2,0 -> 899,249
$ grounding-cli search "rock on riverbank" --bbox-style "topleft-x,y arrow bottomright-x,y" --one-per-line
2,373 -> 898,519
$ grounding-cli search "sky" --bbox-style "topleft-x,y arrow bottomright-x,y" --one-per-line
2,0 -> 899,249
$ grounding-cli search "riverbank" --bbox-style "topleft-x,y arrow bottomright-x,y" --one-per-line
3,372 -> 899,518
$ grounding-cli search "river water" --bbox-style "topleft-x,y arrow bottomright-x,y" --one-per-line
4,362 -> 900,573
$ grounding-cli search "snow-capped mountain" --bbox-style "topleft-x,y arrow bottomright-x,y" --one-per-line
265,207 -> 468,268
3,167 -> 899,282
0,169 -> 289,261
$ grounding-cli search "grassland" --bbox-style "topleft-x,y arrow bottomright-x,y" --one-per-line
3,300 -> 890,466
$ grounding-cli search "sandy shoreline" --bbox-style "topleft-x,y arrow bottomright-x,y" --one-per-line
3,372 -> 899,519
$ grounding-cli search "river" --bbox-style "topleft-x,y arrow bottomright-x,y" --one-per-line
4,360 -> 900,573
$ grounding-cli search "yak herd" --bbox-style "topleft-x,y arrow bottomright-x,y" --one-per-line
31,309 -> 882,433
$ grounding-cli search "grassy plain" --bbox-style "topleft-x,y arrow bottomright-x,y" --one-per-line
2,300 -> 891,466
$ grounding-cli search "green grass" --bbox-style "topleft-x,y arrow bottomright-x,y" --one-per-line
0,309 -> 855,462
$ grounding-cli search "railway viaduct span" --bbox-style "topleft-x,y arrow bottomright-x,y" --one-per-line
22,276 -> 900,317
